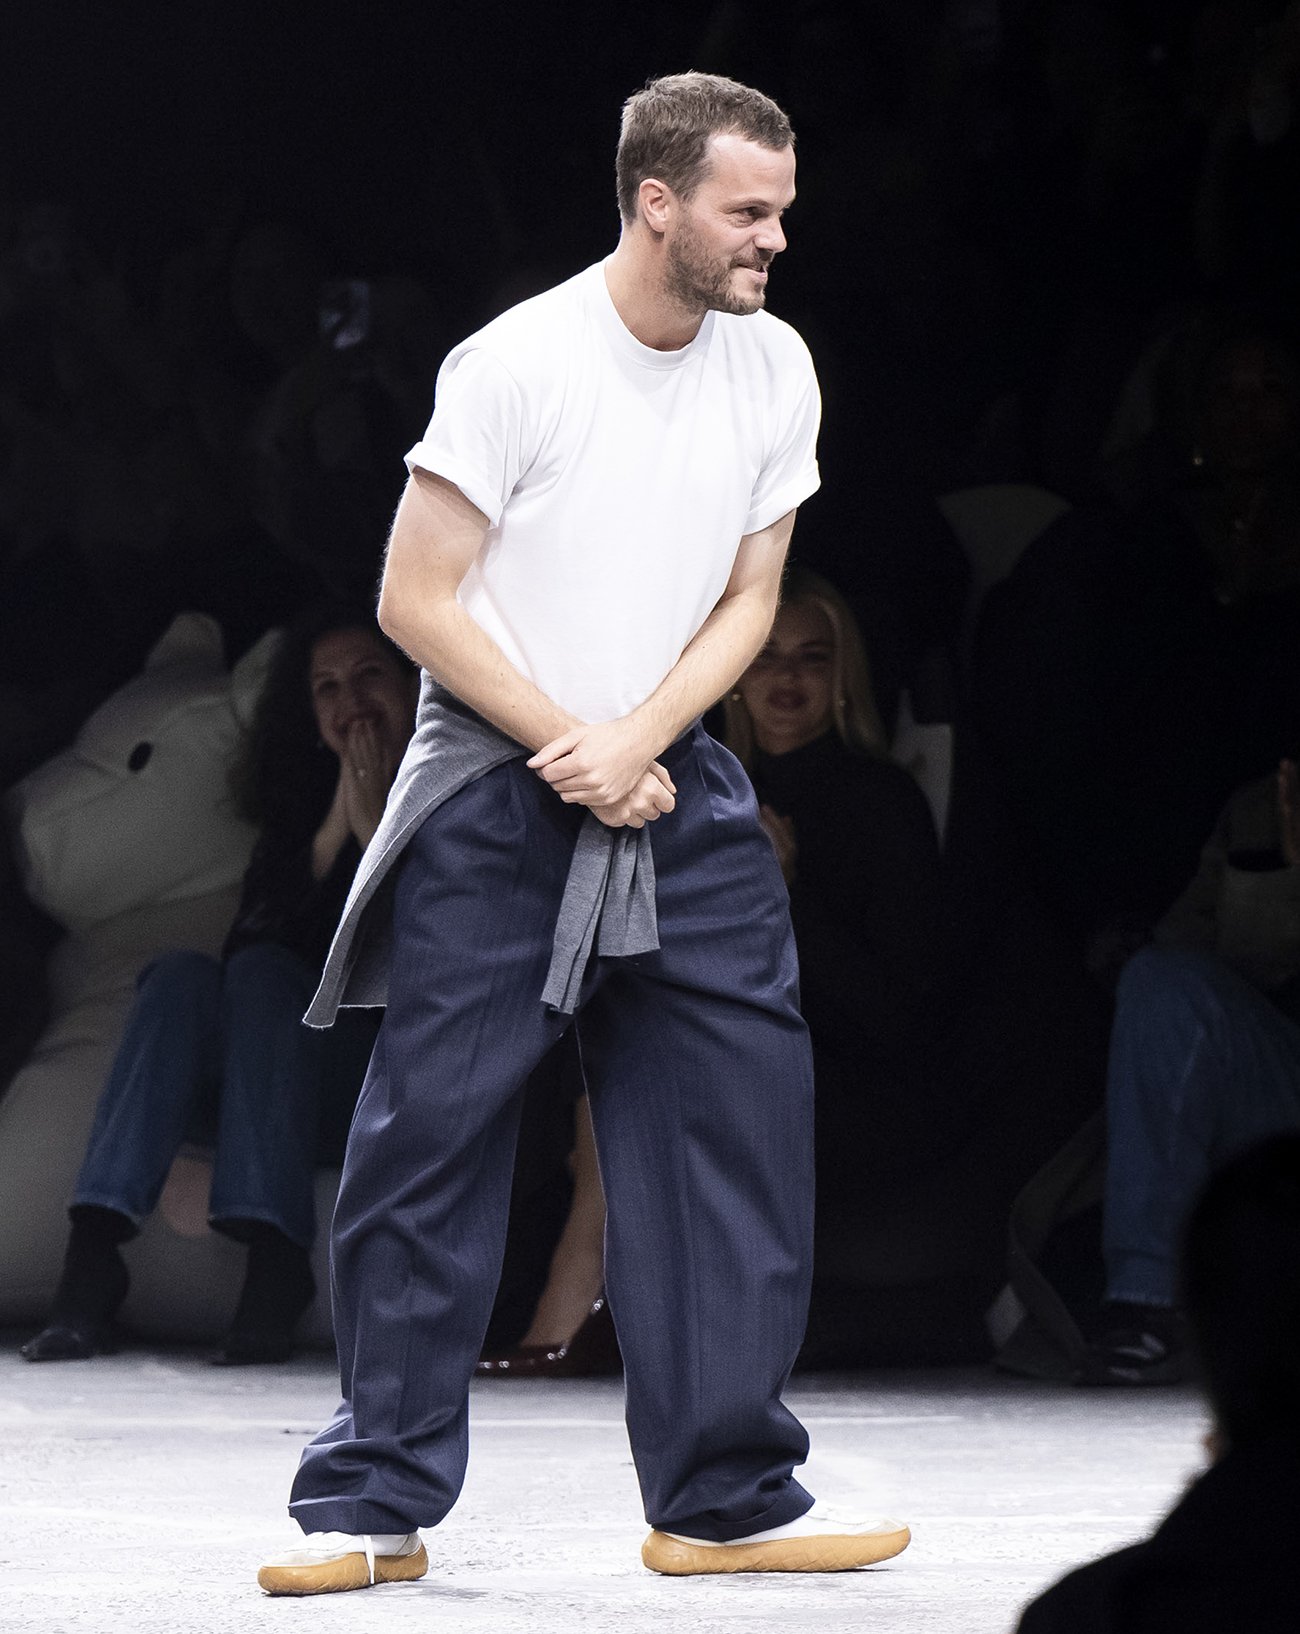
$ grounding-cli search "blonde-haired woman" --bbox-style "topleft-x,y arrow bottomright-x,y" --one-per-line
722,564 -> 887,766
724,559 -> 945,1196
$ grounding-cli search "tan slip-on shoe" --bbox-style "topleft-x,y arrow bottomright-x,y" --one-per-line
257,1531 -> 428,1595
642,1516 -> 911,1575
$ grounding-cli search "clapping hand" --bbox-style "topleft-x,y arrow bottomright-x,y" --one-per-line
341,718 -> 397,845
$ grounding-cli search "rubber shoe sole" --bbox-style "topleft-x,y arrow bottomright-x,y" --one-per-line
257,1541 -> 428,1595
642,1522 -> 911,1575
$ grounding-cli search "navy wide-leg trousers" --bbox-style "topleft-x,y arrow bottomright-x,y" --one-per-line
289,725 -> 816,1541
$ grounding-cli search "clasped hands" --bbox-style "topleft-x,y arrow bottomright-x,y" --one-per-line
527,718 -> 676,829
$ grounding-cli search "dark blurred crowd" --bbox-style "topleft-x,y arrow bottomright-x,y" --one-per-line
7,1 -> 1300,767
0,201 -> 447,792
6,0 -> 1300,1373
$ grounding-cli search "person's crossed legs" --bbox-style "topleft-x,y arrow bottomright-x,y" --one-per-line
1083,946 -> 1300,1384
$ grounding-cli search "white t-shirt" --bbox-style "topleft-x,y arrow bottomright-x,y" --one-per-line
405,260 -> 821,722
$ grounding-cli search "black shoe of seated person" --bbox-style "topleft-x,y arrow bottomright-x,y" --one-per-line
1076,1301 -> 1191,1386
211,1226 -> 316,1366
20,1205 -> 132,1362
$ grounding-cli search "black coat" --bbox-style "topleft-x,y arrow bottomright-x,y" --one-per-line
1017,1436 -> 1300,1634
750,733 -> 949,1182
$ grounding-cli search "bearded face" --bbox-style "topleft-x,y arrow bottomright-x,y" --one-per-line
664,206 -> 773,317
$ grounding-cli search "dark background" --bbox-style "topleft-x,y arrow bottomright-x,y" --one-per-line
3,0 -> 1298,765
6,0 -> 1300,1363
7,0 -> 1269,475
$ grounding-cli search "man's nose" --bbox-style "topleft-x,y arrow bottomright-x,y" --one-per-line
755,216 -> 786,255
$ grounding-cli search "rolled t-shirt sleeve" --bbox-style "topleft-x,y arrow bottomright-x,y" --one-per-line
404,347 -> 526,528
744,344 -> 821,536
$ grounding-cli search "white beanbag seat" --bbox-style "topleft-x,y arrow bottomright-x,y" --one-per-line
0,614 -> 339,1343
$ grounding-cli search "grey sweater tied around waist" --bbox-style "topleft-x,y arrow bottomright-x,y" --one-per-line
304,676 -> 659,1026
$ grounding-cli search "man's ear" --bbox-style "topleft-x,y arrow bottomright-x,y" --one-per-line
638,177 -> 674,235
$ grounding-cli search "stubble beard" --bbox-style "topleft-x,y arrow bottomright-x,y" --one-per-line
664,217 -> 769,318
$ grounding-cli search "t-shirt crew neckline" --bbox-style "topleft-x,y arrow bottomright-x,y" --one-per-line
590,258 -> 715,370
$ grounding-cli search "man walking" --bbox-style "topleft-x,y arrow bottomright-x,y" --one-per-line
258,71 -> 909,1595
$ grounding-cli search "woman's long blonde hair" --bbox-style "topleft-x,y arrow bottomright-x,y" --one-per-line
721,563 -> 888,769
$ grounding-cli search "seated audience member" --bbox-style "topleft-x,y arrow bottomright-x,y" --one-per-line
722,566 -> 948,1234
1019,1134 -> 1300,1634
973,318 -> 1300,941
1081,756 -> 1300,1385
20,605 -> 416,1365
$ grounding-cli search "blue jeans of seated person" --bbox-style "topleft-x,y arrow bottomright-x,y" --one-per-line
1104,947 -> 1300,1308
72,943 -> 377,1249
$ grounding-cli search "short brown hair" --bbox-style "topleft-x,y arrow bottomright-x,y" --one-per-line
616,72 -> 794,225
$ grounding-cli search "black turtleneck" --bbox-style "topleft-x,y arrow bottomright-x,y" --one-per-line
749,731 -> 945,1079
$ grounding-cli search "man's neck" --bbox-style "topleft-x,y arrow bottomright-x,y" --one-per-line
604,237 -> 704,352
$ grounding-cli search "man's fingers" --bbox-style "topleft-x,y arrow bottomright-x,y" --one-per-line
540,759 -> 592,790
552,767 -> 676,802
559,760 -> 678,825
534,754 -> 604,794
593,806 -> 650,829
591,787 -> 668,828
527,729 -> 584,770
634,776 -> 673,819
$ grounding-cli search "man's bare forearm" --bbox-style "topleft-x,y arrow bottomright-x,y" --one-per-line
383,592 -> 674,827
627,582 -> 777,759
381,477 -> 790,822
620,508 -> 795,761
377,472 -> 581,752
525,580 -> 774,814
528,509 -> 795,809
382,594 -> 581,752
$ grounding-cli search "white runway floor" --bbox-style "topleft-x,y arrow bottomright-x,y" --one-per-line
0,1344 -> 1206,1634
